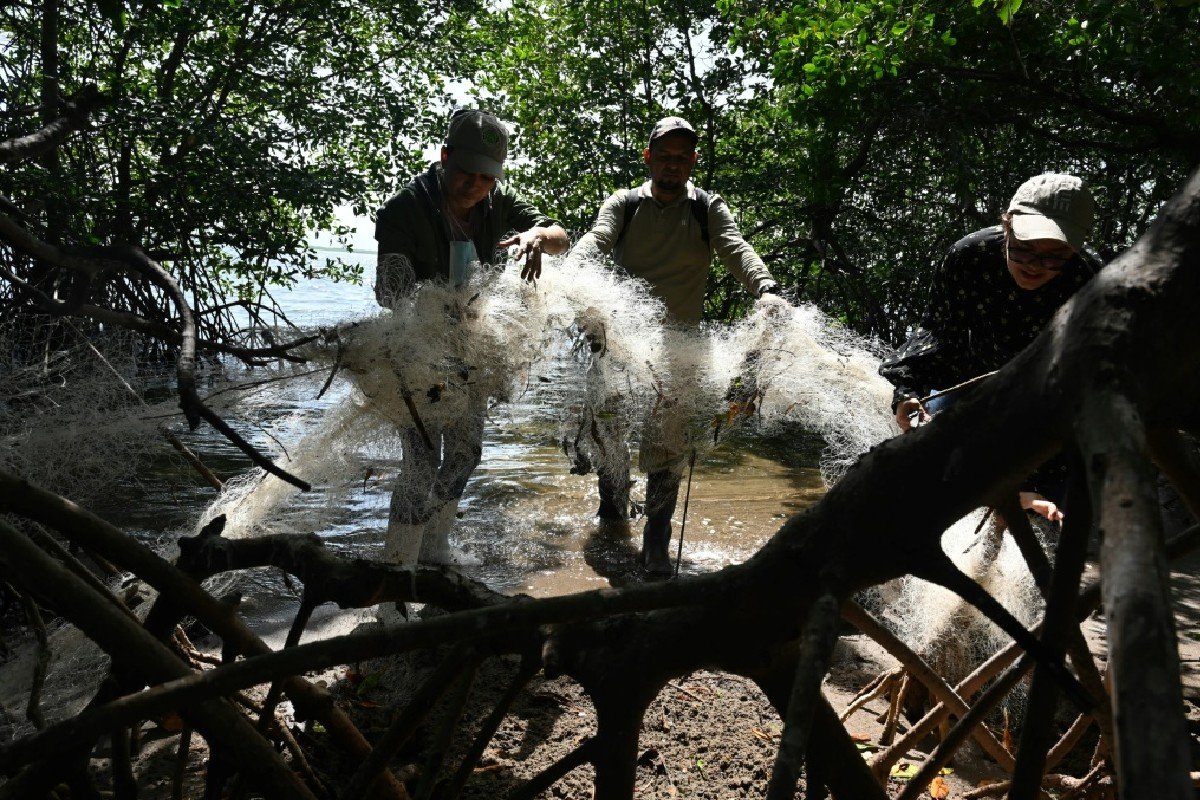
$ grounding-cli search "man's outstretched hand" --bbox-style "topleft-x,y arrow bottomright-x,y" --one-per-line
501,229 -> 544,282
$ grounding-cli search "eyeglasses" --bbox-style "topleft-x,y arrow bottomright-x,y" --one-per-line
1005,238 -> 1071,272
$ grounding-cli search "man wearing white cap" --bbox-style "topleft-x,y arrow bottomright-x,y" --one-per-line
373,109 -> 568,569
879,173 -> 1103,518
570,115 -> 783,576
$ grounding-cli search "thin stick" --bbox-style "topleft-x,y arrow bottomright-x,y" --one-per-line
842,601 -> 1014,769
276,719 -> 327,798
895,655 -> 1032,800
917,370 -> 998,404
80,335 -> 223,491
674,448 -> 698,578
879,671 -> 909,747
1044,713 -> 1094,772
838,669 -> 899,724
258,594 -> 316,731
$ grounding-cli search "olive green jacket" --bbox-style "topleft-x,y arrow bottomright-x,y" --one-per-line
374,163 -> 557,306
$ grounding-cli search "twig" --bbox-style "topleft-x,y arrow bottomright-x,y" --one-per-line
197,368 -> 325,403
838,668 -> 900,723
666,680 -> 704,702
879,670 -> 910,747
316,336 -> 342,400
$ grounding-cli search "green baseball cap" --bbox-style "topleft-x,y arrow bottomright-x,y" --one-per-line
445,109 -> 508,180
647,116 -> 698,149
1006,173 -> 1095,251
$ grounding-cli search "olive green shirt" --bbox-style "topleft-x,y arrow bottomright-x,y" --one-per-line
572,181 -> 774,324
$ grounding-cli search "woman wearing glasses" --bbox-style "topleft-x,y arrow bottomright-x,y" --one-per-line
879,173 -> 1101,519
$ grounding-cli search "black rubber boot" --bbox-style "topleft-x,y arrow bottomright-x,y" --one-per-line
597,468 -> 631,521
640,470 -> 681,577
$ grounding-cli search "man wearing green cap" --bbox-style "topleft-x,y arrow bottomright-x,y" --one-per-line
879,172 -> 1103,519
374,109 -> 568,569
569,115 -> 784,576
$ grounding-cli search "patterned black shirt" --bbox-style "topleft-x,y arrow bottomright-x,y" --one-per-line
880,225 -> 1101,411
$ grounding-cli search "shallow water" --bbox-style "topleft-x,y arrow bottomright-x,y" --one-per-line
110,265 -> 834,649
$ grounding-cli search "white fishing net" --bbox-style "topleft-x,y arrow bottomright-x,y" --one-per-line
0,317 -> 179,507
198,254 -> 902,542
881,509 -> 1045,687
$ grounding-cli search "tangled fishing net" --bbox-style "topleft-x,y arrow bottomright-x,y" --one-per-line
199,253 -> 901,542
0,316 -> 180,509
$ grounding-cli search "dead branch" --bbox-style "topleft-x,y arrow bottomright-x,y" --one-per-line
413,658 -> 480,800
14,588 -> 48,730
0,85 -> 104,164
0,518 -> 316,800
842,601 -> 1014,771
443,656 -> 539,800
341,646 -> 474,800
766,593 -> 839,800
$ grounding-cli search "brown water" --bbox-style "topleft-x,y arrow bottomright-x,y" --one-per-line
462,444 -> 826,598
143,379 -> 830,651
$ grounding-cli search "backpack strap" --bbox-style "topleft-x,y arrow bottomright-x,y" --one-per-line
614,187 -> 642,247
690,187 -> 710,245
613,186 -> 711,247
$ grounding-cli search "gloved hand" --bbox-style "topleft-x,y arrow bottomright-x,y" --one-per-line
754,283 -> 789,317
757,280 -> 782,297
